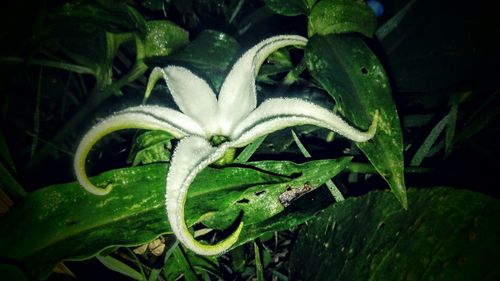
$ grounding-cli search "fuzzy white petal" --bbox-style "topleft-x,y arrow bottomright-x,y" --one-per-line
166,136 -> 243,255
217,35 -> 308,135
230,98 -> 378,148
147,66 -> 220,136
74,105 -> 205,195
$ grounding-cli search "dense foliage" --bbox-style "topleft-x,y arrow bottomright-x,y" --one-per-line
0,0 -> 499,280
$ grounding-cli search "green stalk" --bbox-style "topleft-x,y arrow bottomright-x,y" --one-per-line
291,130 -> 345,201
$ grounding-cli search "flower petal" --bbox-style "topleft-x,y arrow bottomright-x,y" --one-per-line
230,98 -> 378,147
217,35 -> 308,135
146,66 -> 220,136
74,105 -> 205,195
166,136 -> 243,255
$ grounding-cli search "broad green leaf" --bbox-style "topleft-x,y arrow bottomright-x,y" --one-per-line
188,157 -> 352,230
263,0 -> 313,16
143,20 -> 189,60
127,131 -> 173,166
305,34 -> 407,208
289,187 -> 500,281
0,158 -> 349,279
0,264 -> 29,281
308,0 -> 376,37
167,30 -> 239,91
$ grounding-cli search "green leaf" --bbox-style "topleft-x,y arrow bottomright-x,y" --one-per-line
0,159 -> 349,279
305,34 -> 407,208
141,0 -> 166,12
96,255 -> 143,280
455,90 -> 500,143
163,245 -> 218,281
0,264 -> 30,281
143,20 -> 189,59
0,162 -> 26,200
308,0 -> 376,37
128,131 -> 174,166
263,0 -> 313,16
254,242 -> 264,281
198,158 -> 352,231
0,129 -> 26,200
41,1 -> 144,80
289,187 -> 500,280
49,0 -> 146,34
410,114 -> 449,166
445,94 -> 460,157
167,30 -> 239,91
234,135 -> 268,163
0,128 -> 16,172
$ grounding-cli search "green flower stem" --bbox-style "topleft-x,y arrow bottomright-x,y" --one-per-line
281,58 -> 306,87
213,148 -> 236,166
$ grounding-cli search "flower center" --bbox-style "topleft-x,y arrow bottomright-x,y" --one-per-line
209,135 -> 235,165
209,135 -> 230,146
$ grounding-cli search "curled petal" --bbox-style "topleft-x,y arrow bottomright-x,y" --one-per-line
166,136 -> 243,255
145,67 -> 220,136
230,98 -> 378,148
74,105 -> 205,195
217,35 -> 308,135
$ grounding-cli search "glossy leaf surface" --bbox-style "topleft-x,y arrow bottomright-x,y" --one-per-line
143,20 -> 189,59
305,34 -> 407,208
290,187 -> 500,280
308,0 -> 376,37
263,0 -> 313,16
0,158 -> 350,278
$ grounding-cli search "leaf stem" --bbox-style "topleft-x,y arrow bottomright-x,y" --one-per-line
291,129 -> 345,202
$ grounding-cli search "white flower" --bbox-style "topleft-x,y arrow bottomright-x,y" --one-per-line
74,35 -> 378,255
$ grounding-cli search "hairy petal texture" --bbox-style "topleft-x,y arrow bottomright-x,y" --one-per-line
166,136 -> 243,255
75,34 -> 381,257
230,98 -> 379,148
146,67 -> 220,136
74,105 -> 205,195
217,35 -> 308,136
